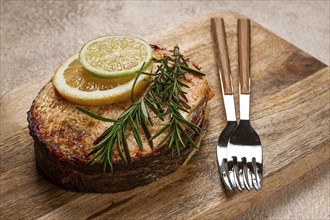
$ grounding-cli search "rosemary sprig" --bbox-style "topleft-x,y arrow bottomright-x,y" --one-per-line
77,46 -> 205,171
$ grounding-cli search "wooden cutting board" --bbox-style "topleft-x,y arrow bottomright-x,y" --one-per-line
1,11 -> 329,219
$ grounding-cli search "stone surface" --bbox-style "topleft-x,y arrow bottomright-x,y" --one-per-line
0,0 -> 329,219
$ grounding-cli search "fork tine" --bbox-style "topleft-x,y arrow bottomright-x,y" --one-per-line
237,159 -> 245,190
256,146 -> 263,190
232,158 -> 243,192
233,167 -> 242,192
248,161 -> 255,190
242,158 -> 252,191
256,163 -> 263,190
251,158 -> 260,190
227,160 -> 237,190
247,168 -> 254,191
220,159 -> 233,190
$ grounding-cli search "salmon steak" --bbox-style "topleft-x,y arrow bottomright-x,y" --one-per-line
27,47 -> 212,193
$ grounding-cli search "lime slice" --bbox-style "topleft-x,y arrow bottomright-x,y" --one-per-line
52,53 -> 152,105
79,35 -> 153,79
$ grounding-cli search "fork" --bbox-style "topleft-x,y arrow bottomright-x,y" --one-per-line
211,17 -> 237,191
226,18 -> 263,191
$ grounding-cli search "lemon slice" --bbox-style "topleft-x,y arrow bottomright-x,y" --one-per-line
79,35 -> 153,79
52,53 -> 152,105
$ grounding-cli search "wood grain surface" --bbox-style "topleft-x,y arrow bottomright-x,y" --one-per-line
211,17 -> 233,95
0,11 -> 329,220
238,18 -> 251,94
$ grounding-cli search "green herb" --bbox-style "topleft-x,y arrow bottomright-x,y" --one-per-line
76,46 -> 205,171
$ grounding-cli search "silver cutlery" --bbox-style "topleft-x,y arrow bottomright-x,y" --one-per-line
211,17 -> 237,191
211,17 -> 263,192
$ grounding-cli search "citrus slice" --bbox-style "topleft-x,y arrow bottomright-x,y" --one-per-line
52,53 -> 152,105
79,35 -> 153,79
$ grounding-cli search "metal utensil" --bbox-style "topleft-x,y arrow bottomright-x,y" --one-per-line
226,18 -> 263,191
211,17 -> 237,191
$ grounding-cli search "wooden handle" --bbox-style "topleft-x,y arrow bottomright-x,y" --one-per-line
238,18 -> 251,94
211,17 -> 233,95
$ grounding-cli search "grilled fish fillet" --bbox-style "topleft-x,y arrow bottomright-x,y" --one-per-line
27,47 -> 212,192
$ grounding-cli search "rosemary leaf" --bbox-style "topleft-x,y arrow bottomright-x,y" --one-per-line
121,125 -> 131,163
139,111 -> 153,148
157,128 -> 173,148
131,62 -> 145,102
169,133 -> 176,156
176,125 -> 185,148
105,136 -> 115,172
178,125 -> 197,147
151,122 -> 171,140
88,134 -> 111,157
76,106 -> 117,122
116,133 -> 127,163
176,116 -> 200,133
178,64 -> 205,76
78,46 -> 206,171
130,115 -> 144,150
140,99 -> 148,119
144,97 -> 161,122
94,125 -> 114,144
156,111 -> 171,118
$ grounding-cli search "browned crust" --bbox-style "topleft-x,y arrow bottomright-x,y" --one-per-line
27,46 -> 211,192
28,89 -> 208,192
